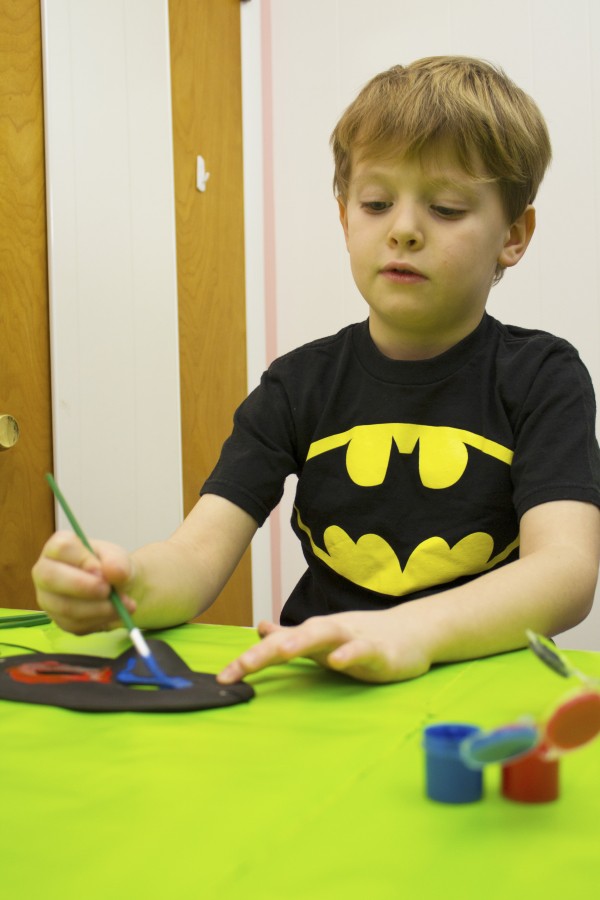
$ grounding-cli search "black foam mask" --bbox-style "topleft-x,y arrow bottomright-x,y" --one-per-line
0,639 -> 254,712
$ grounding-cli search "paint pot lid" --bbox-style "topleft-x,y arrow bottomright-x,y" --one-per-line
424,723 -> 481,758
544,690 -> 600,752
460,722 -> 540,769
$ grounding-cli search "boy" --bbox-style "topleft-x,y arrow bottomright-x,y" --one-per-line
33,57 -> 600,685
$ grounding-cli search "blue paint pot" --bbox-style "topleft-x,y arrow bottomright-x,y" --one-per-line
423,723 -> 483,804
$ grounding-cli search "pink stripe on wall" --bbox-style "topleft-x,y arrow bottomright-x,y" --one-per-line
261,0 -> 283,621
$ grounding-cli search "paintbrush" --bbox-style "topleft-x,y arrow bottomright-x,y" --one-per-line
45,473 -> 183,688
526,629 -> 599,687
0,612 -> 51,629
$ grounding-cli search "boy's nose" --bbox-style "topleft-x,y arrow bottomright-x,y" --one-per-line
386,205 -> 424,250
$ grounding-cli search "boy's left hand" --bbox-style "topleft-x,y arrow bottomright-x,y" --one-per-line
217,610 -> 432,685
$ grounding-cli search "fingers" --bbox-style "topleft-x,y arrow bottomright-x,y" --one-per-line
39,530 -> 102,576
86,538 -> 135,590
216,630 -> 293,684
327,634 -> 432,683
33,533 -> 107,601
325,639 -> 395,683
32,531 -> 136,635
217,617 -> 350,684
257,620 -> 281,639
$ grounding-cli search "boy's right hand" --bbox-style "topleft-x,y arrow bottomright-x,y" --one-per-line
32,531 -> 137,635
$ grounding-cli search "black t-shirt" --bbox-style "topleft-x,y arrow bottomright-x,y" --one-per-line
202,314 -> 600,624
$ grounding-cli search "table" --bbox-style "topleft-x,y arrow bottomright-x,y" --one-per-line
1,611 -> 599,898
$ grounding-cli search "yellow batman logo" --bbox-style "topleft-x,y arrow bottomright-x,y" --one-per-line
306,423 -> 513,489
297,423 -> 518,597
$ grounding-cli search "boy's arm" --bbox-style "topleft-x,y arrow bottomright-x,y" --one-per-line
33,494 -> 258,635
218,499 -> 600,684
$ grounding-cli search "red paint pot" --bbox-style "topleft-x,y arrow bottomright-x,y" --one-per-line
501,744 -> 559,804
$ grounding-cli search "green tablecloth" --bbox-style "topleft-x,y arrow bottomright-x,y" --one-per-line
1,611 -> 599,898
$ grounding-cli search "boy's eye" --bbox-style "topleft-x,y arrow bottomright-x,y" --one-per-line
360,201 -> 391,213
432,205 -> 465,218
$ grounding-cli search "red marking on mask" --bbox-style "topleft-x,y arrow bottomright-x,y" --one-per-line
7,660 -> 113,685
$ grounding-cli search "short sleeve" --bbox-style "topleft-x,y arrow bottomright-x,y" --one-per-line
510,342 -> 600,518
201,365 -> 300,526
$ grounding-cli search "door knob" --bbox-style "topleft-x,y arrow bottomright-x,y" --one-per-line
0,414 -> 20,450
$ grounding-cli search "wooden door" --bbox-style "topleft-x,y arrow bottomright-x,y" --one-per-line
0,0 -> 55,610
0,0 -> 251,623
169,0 -> 252,626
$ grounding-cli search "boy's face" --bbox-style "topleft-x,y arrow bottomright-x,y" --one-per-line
338,150 -> 534,359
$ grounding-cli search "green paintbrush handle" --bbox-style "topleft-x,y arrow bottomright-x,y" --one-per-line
45,473 -> 136,632
0,612 -> 51,629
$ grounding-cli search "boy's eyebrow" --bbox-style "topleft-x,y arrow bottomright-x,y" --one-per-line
351,167 -> 484,199
425,175 -> 482,199
350,169 -> 391,189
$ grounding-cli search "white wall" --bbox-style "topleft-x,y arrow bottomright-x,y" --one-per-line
42,0 -> 183,549
249,0 -> 600,648
240,0 -> 273,624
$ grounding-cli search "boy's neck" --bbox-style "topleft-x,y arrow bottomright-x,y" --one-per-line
368,313 -> 486,361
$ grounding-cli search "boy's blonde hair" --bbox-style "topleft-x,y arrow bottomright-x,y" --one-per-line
331,56 -> 552,226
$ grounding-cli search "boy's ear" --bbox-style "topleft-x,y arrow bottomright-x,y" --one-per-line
337,198 -> 350,248
498,205 -> 536,269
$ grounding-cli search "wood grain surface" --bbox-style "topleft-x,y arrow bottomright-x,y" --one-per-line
0,0 -> 54,609
170,0 -> 252,625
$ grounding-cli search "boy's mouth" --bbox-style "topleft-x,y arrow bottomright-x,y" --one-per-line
380,263 -> 427,283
